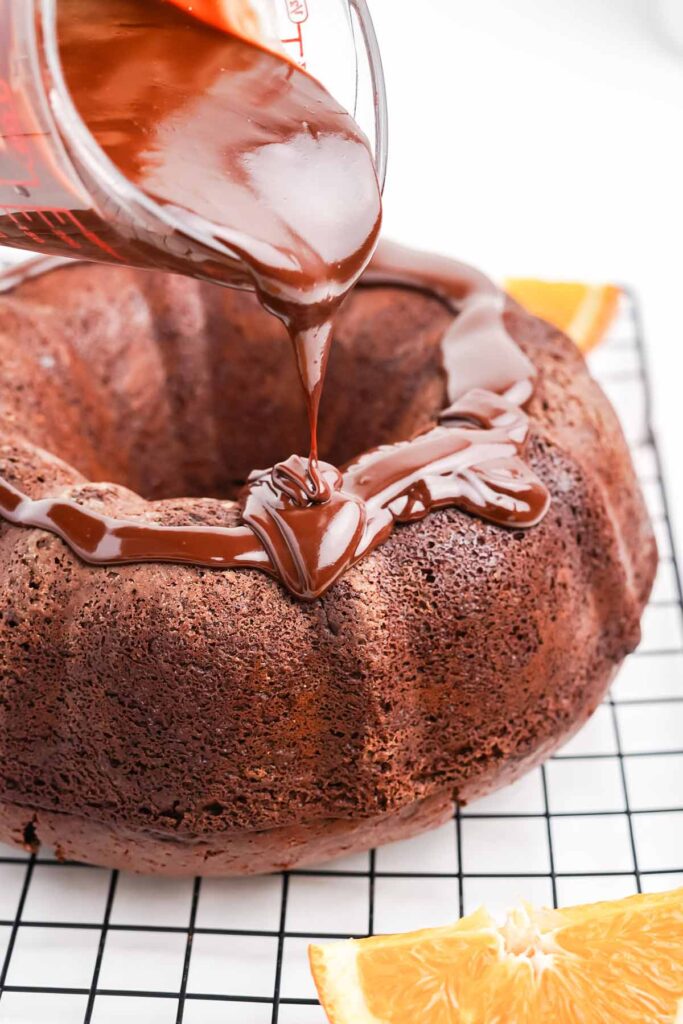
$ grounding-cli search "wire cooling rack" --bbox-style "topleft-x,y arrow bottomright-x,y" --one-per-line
0,289 -> 681,1024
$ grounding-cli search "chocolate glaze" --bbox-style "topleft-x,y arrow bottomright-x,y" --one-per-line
0,1 -> 550,600
365,241 -> 537,408
0,245 -> 550,600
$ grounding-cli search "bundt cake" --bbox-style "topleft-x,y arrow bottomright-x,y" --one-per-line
0,253 -> 656,874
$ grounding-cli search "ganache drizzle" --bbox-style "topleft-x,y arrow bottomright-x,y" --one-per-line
0,243 -> 550,600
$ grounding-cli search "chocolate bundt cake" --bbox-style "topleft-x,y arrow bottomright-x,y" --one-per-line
0,258 -> 656,874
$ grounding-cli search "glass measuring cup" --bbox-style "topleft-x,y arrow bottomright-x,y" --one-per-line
0,0 -> 387,279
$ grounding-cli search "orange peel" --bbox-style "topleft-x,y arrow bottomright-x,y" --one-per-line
505,278 -> 620,352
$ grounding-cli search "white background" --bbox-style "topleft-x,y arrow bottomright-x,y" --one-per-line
371,0 -> 683,563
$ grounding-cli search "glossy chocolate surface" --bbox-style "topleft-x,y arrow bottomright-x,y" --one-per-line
0,244 -> 550,599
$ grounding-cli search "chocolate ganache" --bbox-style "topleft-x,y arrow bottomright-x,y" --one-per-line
0,1 -> 550,600
0,243 -> 550,600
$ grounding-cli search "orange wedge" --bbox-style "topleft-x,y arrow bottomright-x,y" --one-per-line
310,888 -> 683,1024
505,278 -> 620,353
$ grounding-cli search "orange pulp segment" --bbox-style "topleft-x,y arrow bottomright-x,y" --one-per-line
310,888 -> 683,1024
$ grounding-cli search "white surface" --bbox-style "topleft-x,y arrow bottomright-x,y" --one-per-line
371,0 -> 683,566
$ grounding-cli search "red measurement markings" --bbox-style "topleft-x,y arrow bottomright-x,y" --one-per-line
281,0 -> 307,59
286,0 -> 308,23
1,203 -> 122,260
36,210 -> 81,251
281,22 -> 305,59
63,211 -> 122,260
7,211 -> 42,246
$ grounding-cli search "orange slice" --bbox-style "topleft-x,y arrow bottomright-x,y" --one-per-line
310,888 -> 683,1024
505,278 -> 620,353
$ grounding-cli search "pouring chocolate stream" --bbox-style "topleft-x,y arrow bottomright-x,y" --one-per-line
55,0 -> 384,496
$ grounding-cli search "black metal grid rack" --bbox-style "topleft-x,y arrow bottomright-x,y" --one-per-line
0,290 -> 681,1024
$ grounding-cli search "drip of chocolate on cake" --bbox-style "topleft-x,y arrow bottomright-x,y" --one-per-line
0,244 -> 550,598
0,1 -> 550,600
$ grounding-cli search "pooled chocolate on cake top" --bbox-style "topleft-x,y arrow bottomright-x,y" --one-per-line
0,243 -> 550,598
